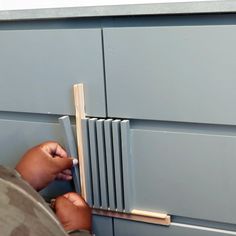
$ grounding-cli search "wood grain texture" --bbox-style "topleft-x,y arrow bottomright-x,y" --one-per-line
74,84 -> 86,199
93,209 -> 171,226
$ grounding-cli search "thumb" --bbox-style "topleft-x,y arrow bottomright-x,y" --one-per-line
53,156 -> 74,172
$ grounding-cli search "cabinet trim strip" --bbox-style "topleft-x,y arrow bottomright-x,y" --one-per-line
93,208 -> 171,226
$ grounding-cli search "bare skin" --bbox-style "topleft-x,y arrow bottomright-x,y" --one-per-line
15,141 -> 91,232
16,141 -> 73,191
54,192 -> 92,232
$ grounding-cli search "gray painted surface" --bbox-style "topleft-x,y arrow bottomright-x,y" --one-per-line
121,120 -> 133,212
92,215 -> 113,236
112,120 -> 123,212
58,116 -> 81,193
0,119 -> 62,167
104,25 -> 236,125
114,219 -> 236,236
81,118 -> 93,206
0,1 -> 236,21
0,28 -> 105,117
88,118 -> 101,208
0,118 -> 73,198
81,118 -> 131,212
1,9 -> 236,234
104,119 -> 116,211
131,128 -> 236,224
96,119 -> 109,209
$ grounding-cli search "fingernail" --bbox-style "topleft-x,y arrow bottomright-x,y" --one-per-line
72,158 -> 78,166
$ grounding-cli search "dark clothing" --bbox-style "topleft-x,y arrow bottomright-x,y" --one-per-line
0,165 -> 91,236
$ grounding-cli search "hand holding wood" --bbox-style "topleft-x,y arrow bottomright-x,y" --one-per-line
15,141 -> 74,191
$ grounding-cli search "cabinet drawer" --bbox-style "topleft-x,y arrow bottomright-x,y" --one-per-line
114,219 -> 236,236
0,29 -> 106,116
104,26 -> 236,125
0,119 -> 64,167
93,215 -> 113,236
81,118 -> 236,224
130,127 -> 236,224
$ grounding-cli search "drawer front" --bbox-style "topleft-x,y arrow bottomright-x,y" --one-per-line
104,26 -> 236,124
93,215 -> 113,236
0,119 -> 63,167
0,119 -> 73,198
114,219 -> 236,236
130,127 -> 236,224
0,29 -> 106,116
80,117 -> 236,224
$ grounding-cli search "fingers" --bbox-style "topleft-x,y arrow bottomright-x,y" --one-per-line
53,156 -> 74,173
63,192 -> 88,207
56,169 -> 72,181
62,169 -> 72,175
54,193 -> 92,232
39,141 -> 68,158
56,173 -> 72,181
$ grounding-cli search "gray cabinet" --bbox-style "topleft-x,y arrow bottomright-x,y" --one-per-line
1,10 -> 236,236
104,26 -> 236,125
101,24 -> 236,227
0,29 -> 106,117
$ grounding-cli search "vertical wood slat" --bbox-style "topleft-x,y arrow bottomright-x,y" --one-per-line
58,116 -> 81,193
81,118 -> 131,212
104,119 -> 116,210
96,119 -> 109,209
121,120 -> 132,212
81,118 -> 93,206
73,84 -> 86,199
89,118 -> 101,208
112,120 -> 124,212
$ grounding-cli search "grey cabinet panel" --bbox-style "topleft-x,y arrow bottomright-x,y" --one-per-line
0,119 -> 73,198
131,128 -> 236,224
104,26 -> 236,125
114,219 -> 236,236
92,215 -> 113,236
0,29 -> 105,116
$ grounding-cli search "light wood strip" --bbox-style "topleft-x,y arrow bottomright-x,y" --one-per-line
93,209 -> 171,226
131,209 -> 167,219
73,84 -> 86,199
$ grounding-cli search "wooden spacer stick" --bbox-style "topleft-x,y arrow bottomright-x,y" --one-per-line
93,208 -> 171,226
131,209 -> 167,219
73,84 -> 86,199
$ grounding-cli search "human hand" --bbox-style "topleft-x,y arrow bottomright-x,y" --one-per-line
15,141 -> 76,191
53,192 -> 92,232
